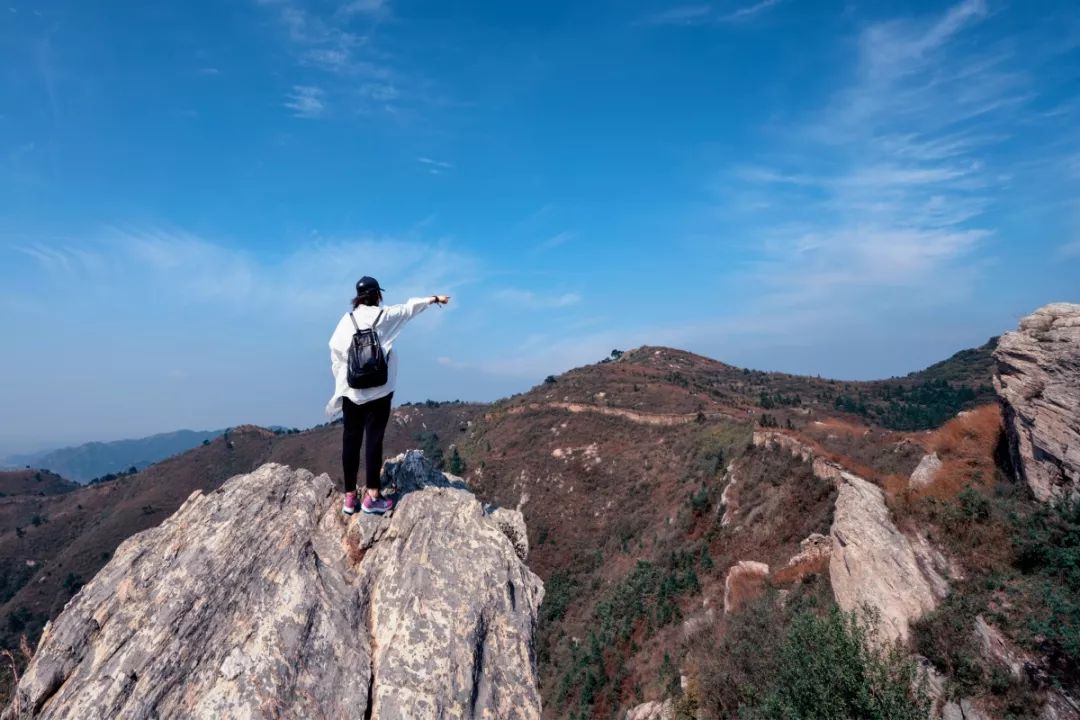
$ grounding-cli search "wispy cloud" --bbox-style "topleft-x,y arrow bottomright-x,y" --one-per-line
719,0 -> 783,23
14,243 -> 104,275
258,0 -> 406,114
641,4 -> 712,26
284,85 -> 326,118
719,0 -> 1074,309
492,288 -> 581,310
642,0 -> 783,26
14,226 -> 478,317
338,0 -> 386,16
533,230 -> 577,253
416,156 -> 453,174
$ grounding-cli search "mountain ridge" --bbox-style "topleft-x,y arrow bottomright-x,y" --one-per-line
2,429 -> 226,484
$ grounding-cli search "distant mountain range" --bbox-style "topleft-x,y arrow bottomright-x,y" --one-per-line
1,429 -> 224,484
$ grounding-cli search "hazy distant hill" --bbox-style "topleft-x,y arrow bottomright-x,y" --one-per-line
2,429 -> 224,484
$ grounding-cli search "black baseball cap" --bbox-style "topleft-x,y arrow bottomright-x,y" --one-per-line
355,276 -> 385,294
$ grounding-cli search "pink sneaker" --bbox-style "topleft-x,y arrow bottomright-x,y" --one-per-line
361,493 -> 394,515
342,492 -> 358,515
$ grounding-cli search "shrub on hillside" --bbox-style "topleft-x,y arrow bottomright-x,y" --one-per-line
1013,498 -> 1080,679
690,584 -> 929,720
416,431 -> 445,469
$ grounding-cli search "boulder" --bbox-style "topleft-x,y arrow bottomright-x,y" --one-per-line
3,452 -> 544,720
993,303 -> 1080,502
909,452 -> 943,490
625,699 -> 673,720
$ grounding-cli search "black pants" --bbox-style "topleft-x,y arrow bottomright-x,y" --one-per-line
341,393 -> 393,493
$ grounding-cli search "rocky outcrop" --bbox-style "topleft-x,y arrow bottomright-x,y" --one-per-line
993,303 -> 1080,502
941,698 -> 991,720
776,533 -> 832,583
3,452 -> 543,720
719,462 -> 737,526
754,431 -> 950,644
625,699 -> 673,720
909,452 -> 942,490
723,561 -> 770,615
830,473 -> 948,644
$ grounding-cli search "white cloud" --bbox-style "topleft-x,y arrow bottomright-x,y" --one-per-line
259,0 -> 407,114
641,5 -> 713,26
641,0 -> 783,26
492,288 -> 581,310
416,156 -> 453,174
98,227 -> 475,314
284,85 -> 326,118
338,0 -> 385,16
720,0 -> 1066,307
719,0 -> 783,23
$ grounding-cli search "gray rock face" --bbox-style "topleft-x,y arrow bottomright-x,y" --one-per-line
994,303 -> 1080,502
754,431 -> 950,644
909,452 -> 942,490
3,452 -> 544,720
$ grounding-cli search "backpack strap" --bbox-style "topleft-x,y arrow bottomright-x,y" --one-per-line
349,309 -> 384,333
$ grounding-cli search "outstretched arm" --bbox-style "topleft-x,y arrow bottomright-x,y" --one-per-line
377,295 -> 450,344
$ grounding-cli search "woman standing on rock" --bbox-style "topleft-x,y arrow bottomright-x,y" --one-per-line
327,276 -> 449,515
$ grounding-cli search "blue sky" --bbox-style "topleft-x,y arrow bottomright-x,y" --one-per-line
1,0 -> 1078,454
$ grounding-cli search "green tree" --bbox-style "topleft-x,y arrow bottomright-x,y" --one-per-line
448,447 -> 466,475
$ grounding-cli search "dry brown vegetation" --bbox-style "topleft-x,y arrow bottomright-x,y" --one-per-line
923,404 -> 1003,500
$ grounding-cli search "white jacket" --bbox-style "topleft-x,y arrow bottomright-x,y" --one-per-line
325,297 -> 432,415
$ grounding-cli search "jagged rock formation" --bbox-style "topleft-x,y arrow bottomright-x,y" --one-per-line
3,452 -> 543,720
754,431 -> 950,643
993,303 -> 1080,502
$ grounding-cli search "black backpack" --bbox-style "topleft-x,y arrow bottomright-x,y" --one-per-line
346,309 -> 389,389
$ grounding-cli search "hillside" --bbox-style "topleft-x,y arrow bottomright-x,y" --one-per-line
3,429 -> 225,484
4,314 -> 1078,720
0,471 -> 78,498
